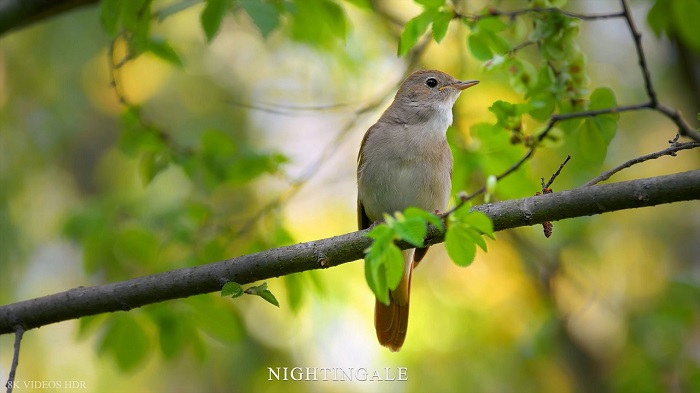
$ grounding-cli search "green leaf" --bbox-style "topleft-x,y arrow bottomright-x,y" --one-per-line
98,314 -> 150,371
392,216 -> 427,247
156,0 -> 201,22
113,227 -> 159,266
365,257 -> 388,305
100,0 -> 126,36
404,207 -> 444,233
245,282 -> 280,307
118,107 -> 166,156
240,0 -> 281,38
468,32 -> 492,61
445,224 -> 477,267
431,10 -> 453,43
201,0 -> 232,42
342,0 -> 372,10
398,10 -> 436,56
147,39 -> 183,66
489,100 -> 528,130
257,290 -> 280,307
221,282 -> 244,298
468,20 -> 510,61
188,296 -> 244,344
528,92 -> 556,121
671,0 -> 700,50
647,0 -> 670,37
77,314 -> 107,340
415,0 -> 445,8
139,150 -> 171,185
445,207 -> 493,266
290,0 -> 347,48
284,273 -> 304,313
476,16 -> 507,33
578,118 -> 608,165
464,211 -> 495,239
121,0 -> 153,57
589,87 -> 617,111
153,308 -> 190,359
507,57 -> 538,94
364,225 -> 404,305
589,87 -> 619,143
366,222 -> 393,241
465,227 -> 488,252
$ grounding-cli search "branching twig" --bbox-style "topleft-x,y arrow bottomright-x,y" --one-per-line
584,136 -> 700,186
655,103 -> 700,142
618,0 -> 700,142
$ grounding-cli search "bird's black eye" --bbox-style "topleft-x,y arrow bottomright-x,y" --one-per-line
425,77 -> 438,88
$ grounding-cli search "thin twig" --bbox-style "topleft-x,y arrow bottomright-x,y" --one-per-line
107,34 -> 130,107
508,40 -> 535,55
535,102 -> 653,144
620,0 -> 656,106
225,100 -> 363,116
584,137 -> 700,186
544,155 -> 571,189
443,148 -> 535,217
459,7 -> 625,22
5,326 -> 24,393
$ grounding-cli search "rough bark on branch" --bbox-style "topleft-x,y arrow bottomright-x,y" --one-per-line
0,169 -> 699,334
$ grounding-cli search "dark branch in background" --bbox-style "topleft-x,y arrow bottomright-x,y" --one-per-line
0,0 -> 97,36
1,169 -> 699,335
617,0 -> 700,142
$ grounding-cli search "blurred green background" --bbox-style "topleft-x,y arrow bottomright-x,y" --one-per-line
0,0 -> 699,392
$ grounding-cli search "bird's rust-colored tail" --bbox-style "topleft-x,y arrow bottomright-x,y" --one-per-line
374,249 -> 416,352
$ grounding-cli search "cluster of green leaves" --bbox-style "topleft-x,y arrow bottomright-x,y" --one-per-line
399,0 -> 621,187
102,0 -> 358,189
101,0 -> 344,61
222,281 -> 280,307
398,0 -> 455,56
363,206 -> 493,304
78,295 -> 246,371
118,106 -> 288,190
101,0 -> 182,66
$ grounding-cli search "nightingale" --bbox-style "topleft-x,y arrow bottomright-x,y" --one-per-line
357,70 -> 478,351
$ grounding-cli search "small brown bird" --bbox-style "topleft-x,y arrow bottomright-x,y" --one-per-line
357,70 -> 478,351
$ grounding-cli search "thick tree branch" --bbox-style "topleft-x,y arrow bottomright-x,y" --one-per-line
0,170 -> 698,335
0,0 -> 97,36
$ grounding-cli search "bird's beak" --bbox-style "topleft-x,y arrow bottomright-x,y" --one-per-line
450,80 -> 479,90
